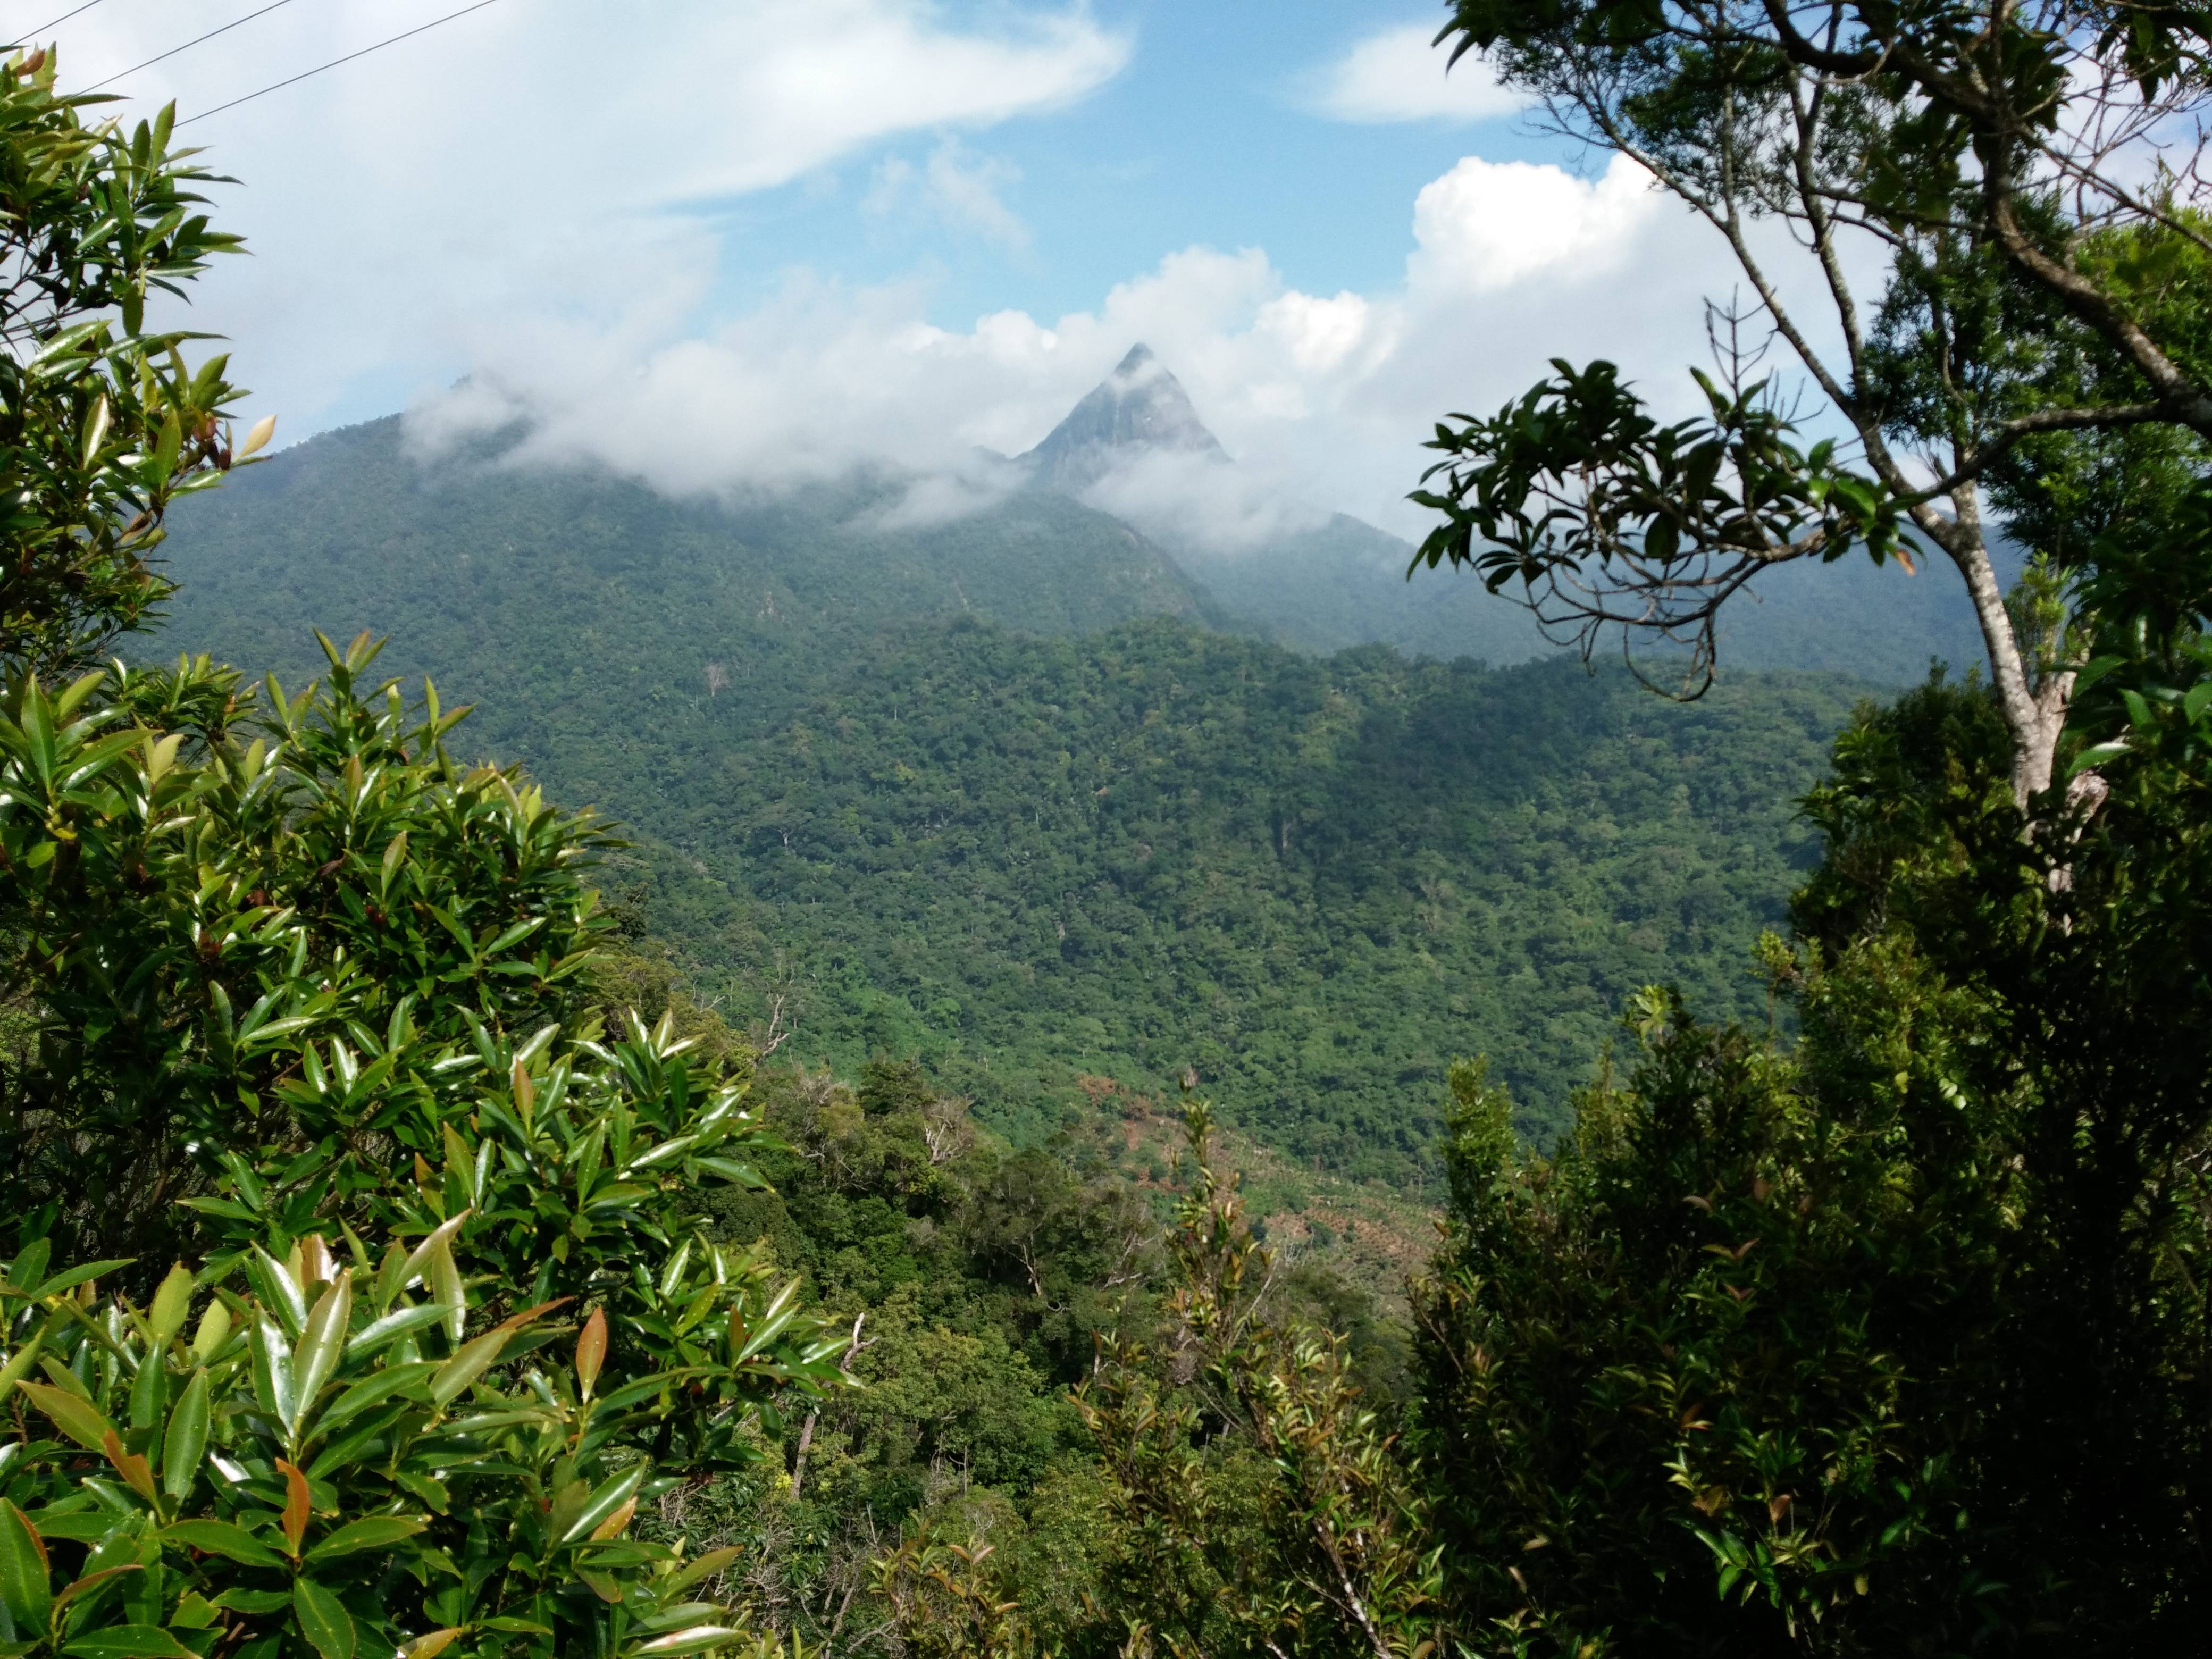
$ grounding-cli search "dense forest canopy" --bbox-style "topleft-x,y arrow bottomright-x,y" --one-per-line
150,418 -> 1876,1174
617,623 -> 1855,1172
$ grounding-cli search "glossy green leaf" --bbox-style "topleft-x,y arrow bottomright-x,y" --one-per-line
291,1273 -> 352,1427
210,1588 -> 292,1615
316,1361 -> 437,1440
248,1246 -> 308,1338
634,1626 -> 748,1655
27,1261 -> 132,1302
160,1369 -> 210,1504
17,1381 -> 116,1453
49,1564 -> 146,1628
186,1301 -> 231,1367
342,1302 -> 445,1362
292,1578 -> 356,1659
0,1501 -> 51,1636
429,1249 -> 466,1346
559,1462 -> 648,1546
145,1265 -> 194,1350
0,1338 -> 44,1407
61,1626 -> 198,1658
249,1310 -> 296,1432
125,1352 -> 164,1435
159,1520 -> 284,1568
665,1546 -> 743,1596
304,1515 -> 426,1563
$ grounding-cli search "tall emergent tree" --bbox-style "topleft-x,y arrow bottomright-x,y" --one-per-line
1411,0 -> 2212,805
1396,8 -> 2212,1653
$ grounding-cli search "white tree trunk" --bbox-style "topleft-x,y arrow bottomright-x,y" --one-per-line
1941,488 -> 2067,808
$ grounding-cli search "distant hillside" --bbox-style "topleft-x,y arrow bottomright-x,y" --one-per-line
1022,345 -> 2016,683
1171,512 -> 1551,666
160,414 -> 1213,740
155,414 -> 1864,1176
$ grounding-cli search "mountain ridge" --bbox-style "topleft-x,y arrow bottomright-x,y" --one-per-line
1019,342 -> 1231,493
1020,345 -> 2019,680
150,412 -> 1872,1172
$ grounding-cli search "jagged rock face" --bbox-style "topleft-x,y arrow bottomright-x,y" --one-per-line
1020,343 -> 1228,492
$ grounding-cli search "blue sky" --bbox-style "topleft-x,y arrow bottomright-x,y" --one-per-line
51,1 -> 1774,536
701,3 -> 1568,331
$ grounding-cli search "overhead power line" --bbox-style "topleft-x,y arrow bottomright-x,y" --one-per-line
81,0 -> 297,93
15,0 -> 106,45
177,0 -> 504,127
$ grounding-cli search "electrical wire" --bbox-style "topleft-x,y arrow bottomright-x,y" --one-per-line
81,0 -> 296,92
177,0 -> 502,126
15,0 -> 106,45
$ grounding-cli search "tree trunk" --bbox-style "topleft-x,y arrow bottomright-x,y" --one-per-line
1939,487 -> 2065,807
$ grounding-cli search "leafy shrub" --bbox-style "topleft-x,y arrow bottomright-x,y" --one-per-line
0,634 -> 612,1265
0,1218 -> 836,1659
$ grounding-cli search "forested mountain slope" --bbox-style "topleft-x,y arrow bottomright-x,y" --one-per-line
1021,344 -> 2014,680
1170,508 -> 2012,681
157,416 -> 1861,1175
161,414 -> 1213,722
617,622 -> 1857,1179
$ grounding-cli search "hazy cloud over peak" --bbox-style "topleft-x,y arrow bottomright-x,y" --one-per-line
76,1 -> 1866,557
403,143 -> 1770,549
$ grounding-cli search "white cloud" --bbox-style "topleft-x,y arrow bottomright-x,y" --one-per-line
398,144 -> 1802,547
1307,22 -> 1529,124
77,0 -> 1129,432
66,0 -> 1865,557
866,139 -> 1030,249
1409,154 -> 1661,293
1080,449 -> 1334,552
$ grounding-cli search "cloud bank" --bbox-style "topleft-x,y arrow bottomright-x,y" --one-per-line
70,1 -> 1867,549
414,150 -> 1777,544
90,0 -> 1129,428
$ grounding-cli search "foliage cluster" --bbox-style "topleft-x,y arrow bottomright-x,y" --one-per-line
0,49 -> 265,678
578,1042 -> 1412,1657
0,96 -> 861,1642
1411,667 -> 2211,1655
0,625 -> 854,1657
623,625 -> 1854,1178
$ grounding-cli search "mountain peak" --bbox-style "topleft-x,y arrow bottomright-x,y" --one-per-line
1021,344 -> 1227,493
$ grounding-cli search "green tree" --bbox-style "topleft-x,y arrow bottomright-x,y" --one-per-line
0,48 -> 265,678
0,637 -> 616,1267
1071,1106 -> 1439,1659
0,54 -> 849,1659
1414,672 -> 2212,1655
1413,1 -> 2212,805
0,1215 -> 840,1659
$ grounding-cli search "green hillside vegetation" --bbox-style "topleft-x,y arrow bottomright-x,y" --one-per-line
610,622 -> 1856,1177
158,415 -> 1210,732
1171,507 -> 2012,683
8,16 -> 2212,1656
157,434 -> 1864,1174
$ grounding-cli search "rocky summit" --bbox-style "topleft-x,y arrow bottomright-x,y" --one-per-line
1019,341 -> 1229,492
